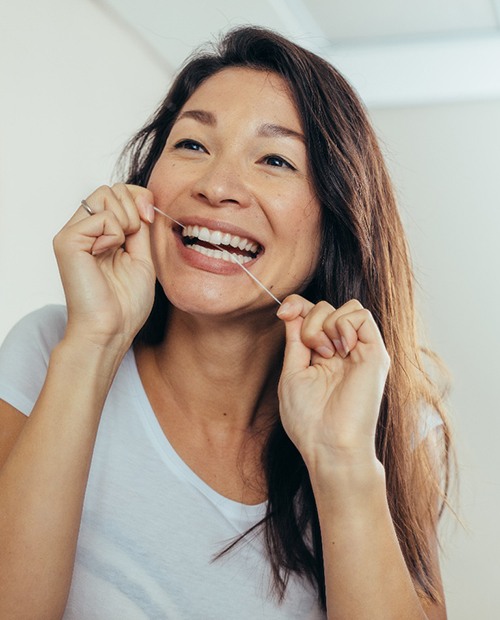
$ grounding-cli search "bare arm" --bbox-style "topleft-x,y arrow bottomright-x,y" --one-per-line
0,340 -> 126,618
0,184 -> 156,619
277,295 -> 447,619
309,457 -> 446,620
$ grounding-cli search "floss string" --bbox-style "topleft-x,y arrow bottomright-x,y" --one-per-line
152,206 -> 282,306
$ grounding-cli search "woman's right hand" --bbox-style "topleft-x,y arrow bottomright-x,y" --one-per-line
53,183 -> 156,351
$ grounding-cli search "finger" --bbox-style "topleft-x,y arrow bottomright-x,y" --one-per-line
112,183 -> 158,230
327,308 -> 387,361
75,186 -> 155,230
76,185 -> 135,235
321,299 -> 364,357
299,300 -> 337,358
281,315 -> 311,376
276,294 -> 315,321
110,183 -> 142,233
54,210 -> 126,259
86,212 -> 126,256
127,185 -> 156,225
64,186 -> 127,231
277,295 -> 337,359
124,218 -> 154,266
98,184 -> 140,234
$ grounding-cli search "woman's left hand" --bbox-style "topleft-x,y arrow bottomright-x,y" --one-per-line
277,295 -> 390,470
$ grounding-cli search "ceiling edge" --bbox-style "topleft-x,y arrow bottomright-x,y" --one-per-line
328,33 -> 500,108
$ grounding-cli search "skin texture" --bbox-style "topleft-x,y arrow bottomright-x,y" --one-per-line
147,68 -> 322,317
0,68 -> 446,619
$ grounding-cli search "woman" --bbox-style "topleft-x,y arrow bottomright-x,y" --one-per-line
0,26 -> 451,619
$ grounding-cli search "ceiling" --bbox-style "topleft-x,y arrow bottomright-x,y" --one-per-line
94,0 -> 500,108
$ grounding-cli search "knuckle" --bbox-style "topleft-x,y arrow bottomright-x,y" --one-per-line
285,293 -> 303,304
301,322 -> 327,348
126,184 -> 154,206
316,300 -> 334,313
113,183 -> 134,204
300,322 -> 317,342
360,308 -> 373,320
95,184 -> 113,197
88,185 -> 114,208
52,227 -> 70,255
323,315 -> 339,335
302,333 -> 324,350
344,298 -> 364,310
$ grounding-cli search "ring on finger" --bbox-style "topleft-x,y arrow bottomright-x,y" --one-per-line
80,199 -> 95,216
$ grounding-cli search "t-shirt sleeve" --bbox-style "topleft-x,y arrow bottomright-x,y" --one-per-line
412,402 -> 444,452
419,404 -> 443,438
0,305 -> 67,416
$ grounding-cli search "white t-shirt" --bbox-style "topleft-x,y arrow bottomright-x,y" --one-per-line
0,306 -> 325,620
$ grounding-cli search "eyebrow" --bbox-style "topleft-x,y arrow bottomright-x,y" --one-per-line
256,123 -> 305,143
176,109 -> 216,125
176,110 -> 305,142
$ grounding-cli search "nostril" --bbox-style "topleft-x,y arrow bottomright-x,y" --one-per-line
195,191 -> 241,206
192,171 -> 249,207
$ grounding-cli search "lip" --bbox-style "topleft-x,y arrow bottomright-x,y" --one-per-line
167,215 -> 265,275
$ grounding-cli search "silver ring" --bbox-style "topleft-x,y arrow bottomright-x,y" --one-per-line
80,199 -> 94,216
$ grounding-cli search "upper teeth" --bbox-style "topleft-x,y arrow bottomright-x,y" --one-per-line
182,225 -> 260,254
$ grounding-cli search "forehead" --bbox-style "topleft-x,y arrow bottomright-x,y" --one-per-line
180,67 -> 301,127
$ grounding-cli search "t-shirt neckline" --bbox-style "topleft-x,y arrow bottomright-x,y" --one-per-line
124,348 -> 268,524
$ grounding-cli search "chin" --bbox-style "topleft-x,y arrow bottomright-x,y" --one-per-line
161,279 -> 245,316
163,277 -> 284,320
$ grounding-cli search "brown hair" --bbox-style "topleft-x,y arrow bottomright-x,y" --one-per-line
121,26 -> 453,609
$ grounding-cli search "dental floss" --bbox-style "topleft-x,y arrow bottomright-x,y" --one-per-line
152,206 -> 282,306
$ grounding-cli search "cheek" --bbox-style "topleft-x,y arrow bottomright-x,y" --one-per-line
288,208 -> 322,275
147,160 -> 181,203
289,202 -> 321,250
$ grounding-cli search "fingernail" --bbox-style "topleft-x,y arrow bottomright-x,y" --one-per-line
341,337 -> 350,356
276,301 -> 293,318
333,339 -> 343,353
147,204 -> 155,224
316,345 -> 334,359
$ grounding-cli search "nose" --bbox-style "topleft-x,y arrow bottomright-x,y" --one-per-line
191,157 -> 251,209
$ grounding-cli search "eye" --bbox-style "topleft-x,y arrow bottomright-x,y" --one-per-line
262,155 -> 296,170
174,139 -> 208,153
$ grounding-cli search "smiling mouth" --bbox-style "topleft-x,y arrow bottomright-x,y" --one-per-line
181,225 -> 262,264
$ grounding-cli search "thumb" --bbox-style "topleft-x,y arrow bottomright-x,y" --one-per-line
281,315 -> 311,376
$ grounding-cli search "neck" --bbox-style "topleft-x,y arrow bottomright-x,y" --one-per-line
137,307 -> 285,433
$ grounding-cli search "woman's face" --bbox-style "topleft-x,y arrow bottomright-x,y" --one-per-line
148,67 -> 321,316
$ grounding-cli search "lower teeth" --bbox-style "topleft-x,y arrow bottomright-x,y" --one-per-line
190,244 -> 254,264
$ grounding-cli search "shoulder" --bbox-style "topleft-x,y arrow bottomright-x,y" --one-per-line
0,305 -> 68,415
16,304 -> 67,333
418,403 -> 443,440
1,305 -> 67,355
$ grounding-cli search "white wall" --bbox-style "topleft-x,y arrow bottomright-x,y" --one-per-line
0,0 -> 168,336
370,102 -> 500,617
1,1 -> 499,617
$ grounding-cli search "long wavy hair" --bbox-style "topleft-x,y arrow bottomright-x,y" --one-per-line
120,26 -> 453,610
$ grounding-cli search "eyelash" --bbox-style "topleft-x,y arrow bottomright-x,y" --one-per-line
174,139 -> 207,152
173,140 -> 296,171
261,155 -> 295,170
